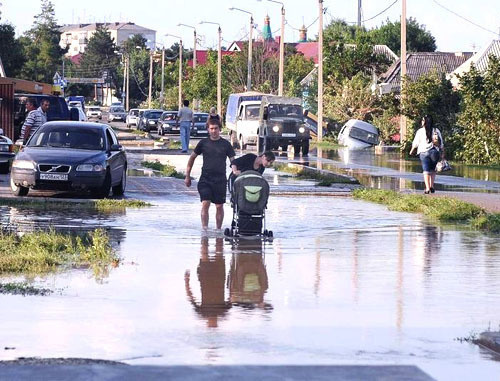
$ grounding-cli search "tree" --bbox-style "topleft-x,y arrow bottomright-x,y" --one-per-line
324,74 -> 380,123
20,0 -> 66,82
456,57 -> 500,164
369,17 -> 436,56
0,23 -> 26,77
401,71 -> 460,155
79,25 -> 120,94
284,53 -> 315,97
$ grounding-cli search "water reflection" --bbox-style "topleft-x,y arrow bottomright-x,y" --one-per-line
228,239 -> 270,310
185,237 -> 271,328
185,237 -> 231,328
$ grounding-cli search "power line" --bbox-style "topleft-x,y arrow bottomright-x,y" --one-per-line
432,0 -> 499,36
363,0 -> 399,23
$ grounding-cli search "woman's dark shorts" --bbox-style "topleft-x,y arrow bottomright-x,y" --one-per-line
419,147 -> 440,173
198,175 -> 227,204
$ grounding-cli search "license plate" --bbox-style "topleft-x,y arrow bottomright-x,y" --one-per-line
282,133 -> 296,137
40,173 -> 68,181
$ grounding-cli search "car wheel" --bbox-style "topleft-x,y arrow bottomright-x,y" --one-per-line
302,139 -> 310,156
10,177 -> 29,196
258,136 -> 269,155
92,171 -> 111,199
112,167 -> 127,196
0,161 -> 10,174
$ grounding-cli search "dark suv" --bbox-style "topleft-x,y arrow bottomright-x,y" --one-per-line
14,94 -> 75,141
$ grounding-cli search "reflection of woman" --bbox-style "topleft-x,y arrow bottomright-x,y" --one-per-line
409,115 -> 444,194
184,237 -> 231,328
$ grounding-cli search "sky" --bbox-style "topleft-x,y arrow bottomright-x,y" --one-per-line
2,0 -> 499,53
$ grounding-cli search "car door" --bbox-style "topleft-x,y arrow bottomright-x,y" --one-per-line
105,128 -> 124,184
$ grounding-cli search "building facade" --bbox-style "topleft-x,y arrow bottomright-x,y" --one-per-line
59,22 -> 156,56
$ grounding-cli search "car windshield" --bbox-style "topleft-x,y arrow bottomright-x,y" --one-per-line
110,107 -> 125,113
145,111 -> 163,118
267,104 -> 303,118
194,114 -> 208,123
130,110 -> 139,116
244,105 -> 260,120
89,107 -> 100,111
29,127 -> 105,150
348,126 -> 379,145
161,112 -> 177,121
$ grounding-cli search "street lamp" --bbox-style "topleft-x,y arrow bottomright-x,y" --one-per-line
199,21 -> 222,117
177,23 -> 197,70
165,33 -> 183,111
229,7 -> 253,92
262,0 -> 285,96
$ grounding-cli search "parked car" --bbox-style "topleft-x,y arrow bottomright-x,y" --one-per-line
157,111 -> 178,135
338,119 -> 379,149
70,106 -> 87,122
107,106 -> 127,122
10,121 -> 127,198
14,94 -> 78,141
126,108 -> 140,127
0,128 -> 15,174
68,101 -> 83,110
86,106 -> 102,120
190,113 -> 209,137
137,109 -> 164,132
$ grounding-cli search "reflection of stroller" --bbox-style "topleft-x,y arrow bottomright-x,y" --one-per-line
224,170 -> 273,238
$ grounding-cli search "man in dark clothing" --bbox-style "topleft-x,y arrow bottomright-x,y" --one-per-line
228,151 -> 275,194
185,116 -> 235,230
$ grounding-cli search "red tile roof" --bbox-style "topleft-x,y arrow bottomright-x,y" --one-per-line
295,42 -> 319,63
188,50 -> 234,67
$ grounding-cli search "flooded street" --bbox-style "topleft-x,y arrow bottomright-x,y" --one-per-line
1,187 -> 499,380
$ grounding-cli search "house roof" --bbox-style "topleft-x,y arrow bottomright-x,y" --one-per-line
449,40 -> 500,87
187,50 -> 234,67
69,53 -> 82,65
295,42 -> 319,64
382,51 -> 473,88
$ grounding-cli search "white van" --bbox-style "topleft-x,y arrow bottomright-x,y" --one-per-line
226,92 -> 265,148
338,119 -> 379,149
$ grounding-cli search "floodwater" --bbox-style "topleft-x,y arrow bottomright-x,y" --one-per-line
299,147 -> 500,193
1,190 -> 499,380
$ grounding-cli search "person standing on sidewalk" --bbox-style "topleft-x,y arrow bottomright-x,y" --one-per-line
185,116 -> 235,230
409,115 -> 444,194
21,98 -> 49,145
177,100 -> 194,153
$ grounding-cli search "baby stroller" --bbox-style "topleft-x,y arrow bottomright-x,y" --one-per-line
225,170 -> 273,239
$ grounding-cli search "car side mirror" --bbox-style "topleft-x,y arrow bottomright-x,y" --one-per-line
303,109 -> 309,117
70,108 -> 80,121
0,128 -> 4,135
263,106 -> 268,121
110,144 -> 122,151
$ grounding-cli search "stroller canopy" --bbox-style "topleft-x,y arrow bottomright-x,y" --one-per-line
233,170 -> 270,214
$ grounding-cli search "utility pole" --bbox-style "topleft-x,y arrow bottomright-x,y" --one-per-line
358,0 -> 362,27
179,40 -> 183,110
160,47 -> 165,105
317,0 -> 324,142
229,7 -> 253,91
217,26 -> 222,116
278,4 -> 285,96
122,55 -> 126,106
126,55 -> 129,111
178,24 -> 198,109
400,0 -> 407,144
148,49 -> 153,108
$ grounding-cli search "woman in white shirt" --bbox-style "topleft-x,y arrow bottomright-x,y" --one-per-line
409,115 -> 444,194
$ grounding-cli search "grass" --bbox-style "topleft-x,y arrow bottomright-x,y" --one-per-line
169,140 -> 182,150
353,188 -> 500,232
0,229 -> 119,277
273,162 -> 354,186
0,198 -> 151,213
142,160 -> 185,179
311,136 -> 342,150
130,129 -> 148,136
0,282 -> 52,296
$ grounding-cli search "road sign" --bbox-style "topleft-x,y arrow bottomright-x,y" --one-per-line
65,78 -> 105,84
53,72 -> 61,85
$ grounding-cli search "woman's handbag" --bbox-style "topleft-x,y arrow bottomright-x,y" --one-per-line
436,159 -> 451,172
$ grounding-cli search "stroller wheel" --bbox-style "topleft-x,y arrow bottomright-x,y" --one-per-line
224,228 -> 231,237
268,230 -> 273,238
263,229 -> 268,237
